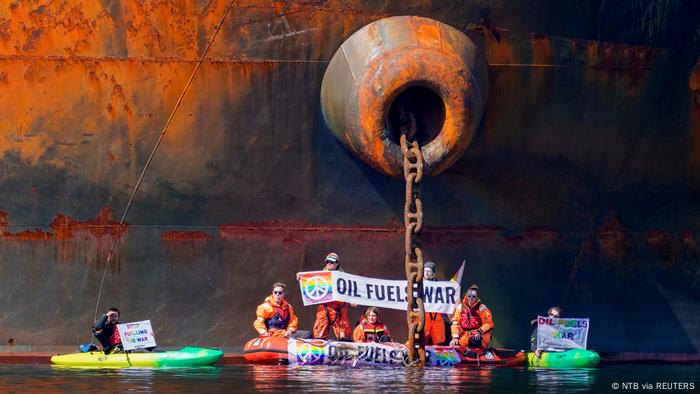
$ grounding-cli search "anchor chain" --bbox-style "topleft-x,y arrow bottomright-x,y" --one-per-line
401,111 -> 425,366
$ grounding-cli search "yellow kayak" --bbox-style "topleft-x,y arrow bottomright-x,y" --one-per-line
51,347 -> 223,367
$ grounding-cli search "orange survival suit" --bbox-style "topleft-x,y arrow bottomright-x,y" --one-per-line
425,311 -> 447,345
424,275 -> 448,345
353,317 -> 392,343
450,296 -> 494,349
312,264 -> 350,339
254,295 -> 298,337
313,300 -> 349,339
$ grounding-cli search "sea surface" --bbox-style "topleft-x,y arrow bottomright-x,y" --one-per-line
0,364 -> 697,393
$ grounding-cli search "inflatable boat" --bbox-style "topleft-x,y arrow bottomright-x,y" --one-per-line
51,347 -> 224,367
243,337 -> 525,367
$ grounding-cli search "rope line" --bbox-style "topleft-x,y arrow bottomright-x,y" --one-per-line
92,0 -> 236,323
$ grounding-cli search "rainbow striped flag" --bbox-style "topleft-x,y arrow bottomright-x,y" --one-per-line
299,271 -> 334,304
450,261 -> 465,284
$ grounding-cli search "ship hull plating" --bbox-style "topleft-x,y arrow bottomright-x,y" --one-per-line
1,1 -> 699,353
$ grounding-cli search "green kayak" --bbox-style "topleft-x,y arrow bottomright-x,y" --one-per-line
51,347 -> 223,368
526,349 -> 600,368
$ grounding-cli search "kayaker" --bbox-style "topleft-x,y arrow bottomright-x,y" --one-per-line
353,307 -> 392,343
531,306 -> 561,357
254,282 -> 299,338
312,252 -> 350,340
423,261 -> 448,345
93,307 -> 123,354
449,285 -> 494,349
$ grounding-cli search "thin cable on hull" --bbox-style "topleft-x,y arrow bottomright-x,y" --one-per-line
92,0 -> 237,324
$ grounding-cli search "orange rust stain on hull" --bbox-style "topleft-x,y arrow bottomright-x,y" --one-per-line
0,208 -> 127,242
530,34 -> 553,103
466,21 -> 516,65
531,34 -> 552,65
50,207 -> 127,240
0,57 -> 287,194
645,229 -> 677,270
503,227 -> 559,248
161,230 -> 213,241
582,41 -> 660,96
680,230 -> 695,250
0,1 -> 220,58
596,215 -> 634,262
217,220 -> 507,243
1,229 -> 54,241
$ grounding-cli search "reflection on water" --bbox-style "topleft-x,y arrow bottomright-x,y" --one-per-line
530,368 -> 596,393
0,364 -> 696,393
249,365 -> 503,392
3,366 -> 224,393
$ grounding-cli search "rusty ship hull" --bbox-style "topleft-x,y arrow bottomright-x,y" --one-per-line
1,1 -> 700,353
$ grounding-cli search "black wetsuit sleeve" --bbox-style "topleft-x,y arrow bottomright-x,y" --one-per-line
94,314 -> 108,331
530,328 -> 538,350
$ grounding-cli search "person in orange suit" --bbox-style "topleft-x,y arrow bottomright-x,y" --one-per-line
312,252 -> 350,340
423,261 -> 448,345
353,307 -> 392,343
254,282 -> 298,338
449,284 -> 494,349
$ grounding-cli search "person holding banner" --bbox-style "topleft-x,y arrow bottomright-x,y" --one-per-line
353,307 -> 392,343
449,285 -> 494,349
423,261 -> 448,345
93,307 -> 123,354
254,282 -> 299,338
312,252 -> 350,340
531,306 -> 561,357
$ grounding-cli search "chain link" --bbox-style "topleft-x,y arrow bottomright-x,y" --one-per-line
401,122 -> 425,366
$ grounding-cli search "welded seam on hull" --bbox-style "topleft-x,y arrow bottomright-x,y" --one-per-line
0,55 -> 331,64
0,57 -> 675,68
488,63 -> 680,69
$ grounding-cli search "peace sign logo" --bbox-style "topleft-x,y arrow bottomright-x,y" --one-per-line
296,343 -> 324,365
302,275 -> 332,302
436,350 -> 457,367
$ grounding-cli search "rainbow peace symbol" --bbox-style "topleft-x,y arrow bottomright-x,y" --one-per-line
303,275 -> 331,301
438,351 -> 456,366
297,343 -> 323,364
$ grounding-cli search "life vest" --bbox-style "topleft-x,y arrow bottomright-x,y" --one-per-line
459,301 -> 483,331
110,325 -> 122,346
265,302 -> 291,330
360,320 -> 387,343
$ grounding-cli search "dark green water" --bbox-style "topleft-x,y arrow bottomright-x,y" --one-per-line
0,364 -> 697,393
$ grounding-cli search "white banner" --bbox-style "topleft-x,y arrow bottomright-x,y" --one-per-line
297,270 -> 460,314
288,339 -> 460,367
289,340 -> 405,366
117,320 -> 157,351
536,316 -> 589,351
